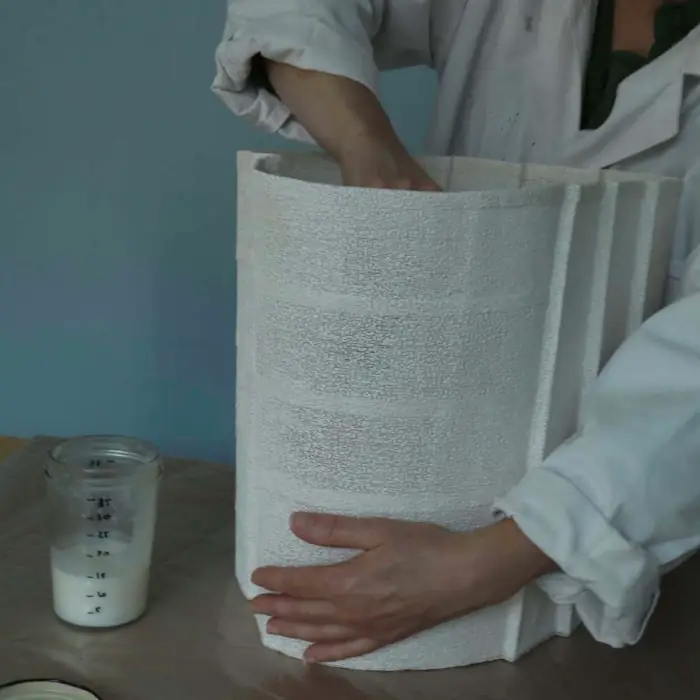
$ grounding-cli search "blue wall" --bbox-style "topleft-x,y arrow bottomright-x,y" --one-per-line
0,1 -> 436,462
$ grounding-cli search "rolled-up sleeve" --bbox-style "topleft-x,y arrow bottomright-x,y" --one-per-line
212,0 -> 440,140
496,249 -> 700,647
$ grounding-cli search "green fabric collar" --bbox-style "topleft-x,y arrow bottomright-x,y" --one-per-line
581,0 -> 700,130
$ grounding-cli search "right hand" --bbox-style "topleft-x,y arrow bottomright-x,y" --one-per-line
338,138 -> 442,191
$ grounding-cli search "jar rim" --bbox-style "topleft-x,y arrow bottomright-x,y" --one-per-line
46,435 -> 162,481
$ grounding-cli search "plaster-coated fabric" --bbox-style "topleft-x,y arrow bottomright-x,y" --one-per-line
235,152 -> 680,670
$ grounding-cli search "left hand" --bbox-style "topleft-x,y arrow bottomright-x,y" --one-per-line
251,513 -> 554,663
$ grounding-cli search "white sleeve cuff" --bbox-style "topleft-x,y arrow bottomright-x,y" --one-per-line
494,458 -> 660,648
212,14 -> 380,142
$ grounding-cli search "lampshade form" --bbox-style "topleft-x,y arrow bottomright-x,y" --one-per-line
235,152 -> 680,670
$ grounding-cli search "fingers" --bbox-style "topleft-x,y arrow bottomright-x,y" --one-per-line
252,563 -> 342,598
304,638 -> 380,664
290,512 -> 394,550
263,616 -> 379,663
266,619 -> 356,643
254,595 -> 378,661
417,179 -> 442,192
380,178 -> 441,192
252,594 -> 337,622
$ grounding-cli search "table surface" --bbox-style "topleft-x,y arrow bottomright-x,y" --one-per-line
2,437 -> 700,700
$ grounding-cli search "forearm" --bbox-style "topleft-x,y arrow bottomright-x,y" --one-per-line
265,60 -> 404,160
495,289 -> 700,646
446,519 -> 556,618
468,519 -> 557,598
490,518 -> 557,580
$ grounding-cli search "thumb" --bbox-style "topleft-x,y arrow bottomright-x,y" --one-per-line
290,513 -> 393,550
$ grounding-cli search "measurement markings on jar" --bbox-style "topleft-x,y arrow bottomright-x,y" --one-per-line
86,570 -> 109,614
84,493 -> 114,615
85,550 -> 111,559
86,459 -> 116,467
87,497 -> 113,508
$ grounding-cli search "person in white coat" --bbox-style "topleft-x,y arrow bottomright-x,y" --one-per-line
213,0 -> 700,664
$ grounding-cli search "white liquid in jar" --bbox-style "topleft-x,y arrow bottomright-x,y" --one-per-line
51,542 -> 151,628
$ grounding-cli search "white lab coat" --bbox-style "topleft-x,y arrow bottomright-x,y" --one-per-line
213,0 -> 700,648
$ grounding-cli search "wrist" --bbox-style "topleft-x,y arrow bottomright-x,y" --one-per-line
330,118 -> 406,165
317,78 -> 404,163
491,518 -> 557,580
446,520 -> 557,614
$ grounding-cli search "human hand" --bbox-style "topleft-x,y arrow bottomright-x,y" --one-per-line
251,513 -> 554,664
337,136 -> 441,191
265,62 -> 440,192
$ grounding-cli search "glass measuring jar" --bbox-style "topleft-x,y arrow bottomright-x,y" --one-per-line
45,436 -> 162,628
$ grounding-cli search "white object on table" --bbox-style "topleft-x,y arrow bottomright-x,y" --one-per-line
235,152 -> 680,670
